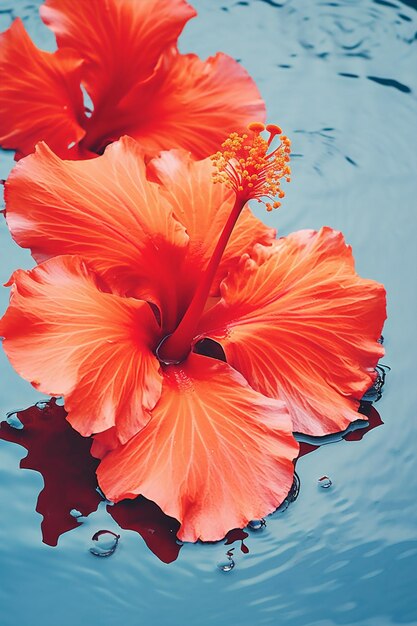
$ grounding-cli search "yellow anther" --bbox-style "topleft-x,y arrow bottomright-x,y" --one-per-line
211,122 -> 291,211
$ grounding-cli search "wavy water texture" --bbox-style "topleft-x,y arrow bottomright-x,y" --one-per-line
1,1 -> 416,625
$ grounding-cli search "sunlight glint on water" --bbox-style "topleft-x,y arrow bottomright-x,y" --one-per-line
1,1 -> 417,624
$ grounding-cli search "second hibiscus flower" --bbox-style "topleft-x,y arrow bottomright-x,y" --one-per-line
0,124 -> 386,542
0,0 -> 265,160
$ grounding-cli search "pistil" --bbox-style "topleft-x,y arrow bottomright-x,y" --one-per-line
157,195 -> 244,364
157,123 -> 291,364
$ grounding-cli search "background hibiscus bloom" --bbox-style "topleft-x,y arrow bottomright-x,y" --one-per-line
0,133 -> 385,541
0,0 -> 265,160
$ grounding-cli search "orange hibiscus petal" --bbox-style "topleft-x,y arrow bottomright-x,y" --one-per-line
199,228 -> 387,436
0,19 -> 86,159
0,256 -> 162,442
104,49 -> 266,159
148,149 -> 275,297
90,427 -> 119,460
40,0 -> 196,112
5,137 -> 188,327
97,353 -> 298,542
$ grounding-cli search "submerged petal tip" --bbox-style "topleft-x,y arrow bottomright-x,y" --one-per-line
211,122 -> 291,210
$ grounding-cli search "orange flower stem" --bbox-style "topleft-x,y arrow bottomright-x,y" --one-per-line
158,196 -> 245,363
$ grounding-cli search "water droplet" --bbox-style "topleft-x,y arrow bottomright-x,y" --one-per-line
288,472 -> 301,502
318,476 -> 332,489
362,363 -> 390,402
217,547 -> 236,572
35,400 -> 50,410
89,530 -> 120,557
248,518 -> 266,531
217,558 -> 235,572
5,412 -> 24,430
275,471 -> 301,514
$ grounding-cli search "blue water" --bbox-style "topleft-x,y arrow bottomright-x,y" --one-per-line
1,1 -> 416,624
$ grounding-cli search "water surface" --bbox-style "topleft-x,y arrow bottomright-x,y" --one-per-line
1,1 -> 416,624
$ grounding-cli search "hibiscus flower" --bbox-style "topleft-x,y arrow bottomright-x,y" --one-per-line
0,0 -> 264,161
0,124 -> 386,541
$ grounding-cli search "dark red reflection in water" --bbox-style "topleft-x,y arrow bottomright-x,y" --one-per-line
0,398 -> 101,546
224,528 -> 250,554
107,498 -> 181,564
0,398 -> 181,562
0,398 -> 383,562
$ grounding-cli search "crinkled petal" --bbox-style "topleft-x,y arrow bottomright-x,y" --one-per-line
199,228 -> 387,436
97,353 -> 298,543
40,0 -> 196,111
96,49 -> 266,159
0,19 -> 85,158
5,137 -> 188,327
0,256 -> 162,443
148,149 -> 275,298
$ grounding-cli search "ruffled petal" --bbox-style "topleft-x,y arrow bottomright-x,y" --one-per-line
199,228 -> 386,436
0,19 -> 86,158
0,256 -> 162,442
148,149 -> 275,298
95,49 -> 266,159
40,0 -> 196,111
97,353 -> 298,543
5,137 -> 188,327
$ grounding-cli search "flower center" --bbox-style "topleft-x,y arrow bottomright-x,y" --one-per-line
157,123 -> 291,364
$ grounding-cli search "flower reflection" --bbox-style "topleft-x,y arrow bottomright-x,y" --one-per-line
0,398 -> 101,547
0,399 -> 181,563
